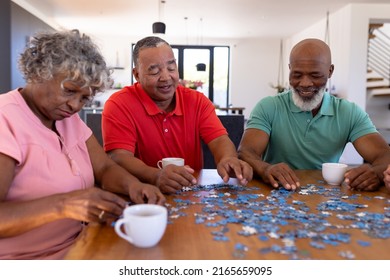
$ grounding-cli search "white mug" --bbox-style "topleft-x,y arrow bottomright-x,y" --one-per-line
157,157 -> 185,169
322,163 -> 348,185
114,204 -> 167,248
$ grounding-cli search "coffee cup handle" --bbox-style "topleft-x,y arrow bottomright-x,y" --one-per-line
114,219 -> 134,244
157,160 -> 163,169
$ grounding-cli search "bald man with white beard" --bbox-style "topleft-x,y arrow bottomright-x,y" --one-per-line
238,38 -> 390,192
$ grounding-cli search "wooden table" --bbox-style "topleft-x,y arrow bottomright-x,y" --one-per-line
65,169 -> 390,260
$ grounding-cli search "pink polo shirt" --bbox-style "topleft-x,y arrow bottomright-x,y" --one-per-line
0,89 -> 94,259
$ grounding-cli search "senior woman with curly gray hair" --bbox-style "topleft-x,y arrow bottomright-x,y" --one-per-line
0,29 -> 165,259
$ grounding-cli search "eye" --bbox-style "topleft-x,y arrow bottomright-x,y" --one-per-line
311,74 -> 323,79
80,95 -> 93,103
62,87 -> 77,96
291,73 -> 302,79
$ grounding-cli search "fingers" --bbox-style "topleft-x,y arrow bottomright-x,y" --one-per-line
345,174 -> 380,191
345,165 -> 381,192
216,159 -> 252,186
142,189 -> 166,206
265,164 -> 300,191
157,166 -> 197,194
64,188 -> 127,224
93,190 -> 128,223
127,182 -> 167,206
242,162 -> 254,182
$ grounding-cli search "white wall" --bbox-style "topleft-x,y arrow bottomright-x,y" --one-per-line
229,38 -> 281,119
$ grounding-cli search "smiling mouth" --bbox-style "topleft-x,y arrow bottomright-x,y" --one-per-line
296,88 -> 318,98
158,84 -> 172,92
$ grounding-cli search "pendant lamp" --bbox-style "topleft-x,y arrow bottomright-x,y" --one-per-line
153,22 -> 166,34
196,63 -> 206,71
153,0 -> 166,34
195,18 -> 206,71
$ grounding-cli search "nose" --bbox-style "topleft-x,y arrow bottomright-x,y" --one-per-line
66,94 -> 84,113
298,75 -> 314,87
159,68 -> 171,81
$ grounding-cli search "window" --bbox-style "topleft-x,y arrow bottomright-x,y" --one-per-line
172,45 -> 230,108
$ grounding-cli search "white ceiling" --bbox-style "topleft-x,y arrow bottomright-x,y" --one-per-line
13,0 -> 390,39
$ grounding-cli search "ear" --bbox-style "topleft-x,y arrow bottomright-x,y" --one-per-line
132,67 -> 140,82
328,64 -> 334,78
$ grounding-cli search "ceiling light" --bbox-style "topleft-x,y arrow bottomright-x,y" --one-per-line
152,0 -> 166,34
196,63 -> 206,71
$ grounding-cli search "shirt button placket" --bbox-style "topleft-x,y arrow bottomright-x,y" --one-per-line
163,118 -> 169,133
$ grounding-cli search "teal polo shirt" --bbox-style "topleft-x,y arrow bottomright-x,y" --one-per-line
246,91 -> 378,169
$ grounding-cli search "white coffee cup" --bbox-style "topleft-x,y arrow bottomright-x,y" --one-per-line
114,204 -> 167,248
157,157 -> 185,169
322,163 -> 348,185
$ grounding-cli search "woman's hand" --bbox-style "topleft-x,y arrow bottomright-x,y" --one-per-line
60,187 -> 127,224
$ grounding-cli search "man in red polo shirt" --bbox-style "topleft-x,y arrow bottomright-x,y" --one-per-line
102,36 -> 252,194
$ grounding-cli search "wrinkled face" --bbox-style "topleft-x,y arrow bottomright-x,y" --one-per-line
289,59 -> 332,111
26,74 -> 92,126
133,44 -> 179,106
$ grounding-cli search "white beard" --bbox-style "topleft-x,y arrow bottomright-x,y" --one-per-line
291,86 -> 325,112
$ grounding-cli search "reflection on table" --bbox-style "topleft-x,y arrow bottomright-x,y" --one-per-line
65,169 -> 390,260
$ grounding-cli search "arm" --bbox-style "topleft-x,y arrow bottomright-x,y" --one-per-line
86,135 -> 166,203
346,133 -> 390,191
208,135 -> 252,185
238,128 -> 299,190
0,150 -> 126,237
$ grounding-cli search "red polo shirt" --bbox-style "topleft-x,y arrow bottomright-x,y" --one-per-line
102,83 -> 227,170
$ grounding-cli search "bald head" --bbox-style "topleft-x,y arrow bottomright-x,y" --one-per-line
288,38 -> 334,113
289,38 -> 332,66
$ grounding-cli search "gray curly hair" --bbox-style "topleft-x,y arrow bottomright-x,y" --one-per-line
19,29 -> 113,94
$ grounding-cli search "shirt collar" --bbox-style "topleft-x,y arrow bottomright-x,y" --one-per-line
135,82 -> 183,116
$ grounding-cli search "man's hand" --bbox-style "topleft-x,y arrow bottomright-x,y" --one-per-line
127,182 -> 166,205
383,165 -> 390,192
155,165 -> 197,194
344,164 -> 381,191
262,163 -> 300,191
216,157 -> 253,185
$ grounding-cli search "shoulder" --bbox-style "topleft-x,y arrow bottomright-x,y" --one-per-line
177,85 -> 206,99
107,86 -> 134,102
254,92 -> 288,111
104,86 -> 139,113
0,89 -> 19,109
177,86 -> 213,108
329,95 -> 365,113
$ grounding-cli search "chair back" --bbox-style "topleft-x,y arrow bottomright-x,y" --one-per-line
202,115 -> 245,169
